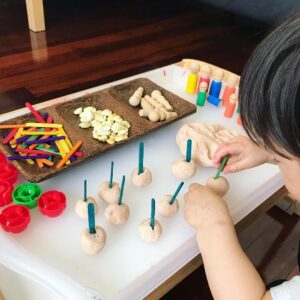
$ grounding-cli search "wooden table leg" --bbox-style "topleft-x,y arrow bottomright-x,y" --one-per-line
145,186 -> 288,300
25,0 -> 46,32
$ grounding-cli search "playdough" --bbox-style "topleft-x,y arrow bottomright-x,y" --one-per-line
176,123 -> 241,167
75,197 -> 99,219
80,226 -> 106,255
98,181 -> 120,204
171,157 -> 197,179
158,195 -> 179,217
131,167 -> 152,187
138,218 -> 162,242
206,176 -> 229,197
105,203 -> 130,225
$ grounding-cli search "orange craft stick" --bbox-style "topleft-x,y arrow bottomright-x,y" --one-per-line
0,124 -> 25,129
41,159 -> 54,167
37,159 -> 44,168
56,141 -> 82,169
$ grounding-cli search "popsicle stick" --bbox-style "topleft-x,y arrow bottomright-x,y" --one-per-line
214,156 -> 229,179
41,159 -> 54,166
109,161 -> 114,188
25,102 -> 45,123
169,181 -> 184,205
0,124 -> 25,129
22,131 -> 58,136
118,175 -> 125,205
56,140 -> 82,169
2,128 -> 18,145
25,123 -> 62,128
16,148 -> 57,156
88,203 -> 96,234
150,198 -> 155,230
8,155 -> 50,160
138,142 -> 144,175
186,139 -> 192,162
24,135 -> 64,145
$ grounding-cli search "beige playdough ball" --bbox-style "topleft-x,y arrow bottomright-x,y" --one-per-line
158,194 -> 179,217
98,181 -> 120,204
105,203 -> 130,225
206,176 -> 229,197
138,218 -> 162,242
171,157 -> 197,179
80,226 -> 106,255
75,197 -> 99,219
131,167 -> 152,187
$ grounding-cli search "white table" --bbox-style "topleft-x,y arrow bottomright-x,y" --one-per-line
0,64 -> 284,300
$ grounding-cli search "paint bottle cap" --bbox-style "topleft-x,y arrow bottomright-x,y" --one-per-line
38,190 -> 66,218
13,183 -> 42,209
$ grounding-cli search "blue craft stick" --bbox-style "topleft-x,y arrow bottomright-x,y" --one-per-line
8,155 -> 50,160
16,135 -> 30,143
150,198 -> 155,230
138,142 -> 144,175
209,80 -> 222,98
186,139 -> 192,162
88,203 -> 96,234
169,182 -> 184,205
118,175 -> 125,205
24,136 -> 65,145
109,161 -> 114,188
70,155 -> 76,163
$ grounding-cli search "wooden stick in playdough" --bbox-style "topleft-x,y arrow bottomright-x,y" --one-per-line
150,198 -> 155,230
169,181 -> 184,205
88,203 -> 96,234
138,142 -> 144,175
186,139 -> 192,162
118,175 -> 126,205
109,161 -> 114,188
214,156 -> 229,179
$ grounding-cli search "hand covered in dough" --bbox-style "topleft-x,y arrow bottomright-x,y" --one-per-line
213,136 -> 272,173
184,183 -> 231,230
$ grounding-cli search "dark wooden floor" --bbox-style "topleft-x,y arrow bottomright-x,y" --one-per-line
0,1 -> 299,299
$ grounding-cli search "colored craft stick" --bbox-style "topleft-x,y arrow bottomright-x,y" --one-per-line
109,161 -> 114,188
14,128 -> 23,140
37,159 -> 44,168
21,131 -> 58,136
55,140 -> 70,165
60,139 -> 70,154
118,175 -> 125,205
84,179 -> 87,202
138,142 -> 144,175
16,148 -> 57,156
0,124 -> 24,129
2,128 -> 18,145
21,129 -> 45,148
16,135 -> 31,143
150,198 -> 155,230
74,151 -> 84,157
25,102 -> 45,123
24,136 -> 65,145
58,128 -> 72,149
25,123 -> 63,129
41,159 -> 54,167
214,156 -> 229,179
88,203 -> 96,234
186,139 -> 192,162
51,140 -> 59,152
18,152 -> 35,165
169,182 -> 184,205
36,145 -> 61,155
8,155 -> 50,160
69,155 -> 76,163
56,140 -> 82,169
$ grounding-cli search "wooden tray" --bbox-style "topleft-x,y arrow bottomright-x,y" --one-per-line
0,78 -> 196,182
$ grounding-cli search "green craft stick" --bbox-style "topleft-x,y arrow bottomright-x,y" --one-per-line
214,156 -> 229,179
150,198 -> 155,230
84,179 -> 87,202
88,203 -> 96,234
186,139 -> 192,162
118,175 -> 125,205
21,128 -> 45,148
109,161 -> 114,189
169,182 -> 184,205
138,142 -> 144,175
36,145 -> 61,155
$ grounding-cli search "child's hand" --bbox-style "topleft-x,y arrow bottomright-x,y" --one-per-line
213,136 -> 271,173
184,183 -> 232,230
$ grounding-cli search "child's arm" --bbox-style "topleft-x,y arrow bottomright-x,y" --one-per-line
213,136 -> 273,173
184,183 -> 272,300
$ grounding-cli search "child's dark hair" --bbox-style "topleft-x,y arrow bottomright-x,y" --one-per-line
240,12 -> 300,157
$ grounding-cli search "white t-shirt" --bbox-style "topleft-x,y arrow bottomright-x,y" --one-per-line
270,276 -> 300,300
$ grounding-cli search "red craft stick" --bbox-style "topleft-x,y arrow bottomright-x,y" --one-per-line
2,128 -> 18,145
16,148 -> 57,156
74,151 -> 84,157
25,102 -> 45,123
46,116 -> 53,132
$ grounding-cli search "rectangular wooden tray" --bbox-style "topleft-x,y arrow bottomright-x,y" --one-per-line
0,78 -> 196,182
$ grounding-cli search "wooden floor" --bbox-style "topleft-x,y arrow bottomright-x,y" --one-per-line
0,1 -> 299,299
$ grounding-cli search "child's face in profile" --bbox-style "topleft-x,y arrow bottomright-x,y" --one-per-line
272,152 -> 300,201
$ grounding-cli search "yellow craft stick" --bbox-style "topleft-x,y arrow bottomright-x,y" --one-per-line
19,152 -> 34,165
58,128 -> 72,149
21,131 -> 58,136
55,140 -> 70,165
56,141 -> 82,169
25,123 -> 63,128
14,128 -> 23,139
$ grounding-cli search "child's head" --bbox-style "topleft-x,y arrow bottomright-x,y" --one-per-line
239,13 -> 300,200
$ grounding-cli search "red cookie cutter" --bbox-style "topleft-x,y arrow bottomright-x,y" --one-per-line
0,163 -> 18,184
0,152 -> 7,163
0,180 -> 13,207
38,190 -> 66,218
0,204 -> 31,234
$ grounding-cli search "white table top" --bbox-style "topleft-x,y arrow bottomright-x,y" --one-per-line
0,64 -> 283,300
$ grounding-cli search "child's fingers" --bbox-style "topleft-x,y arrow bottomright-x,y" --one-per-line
223,160 -> 248,173
213,142 -> 244,165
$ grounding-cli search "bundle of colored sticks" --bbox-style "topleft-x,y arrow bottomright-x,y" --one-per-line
0,102 -> 83,169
